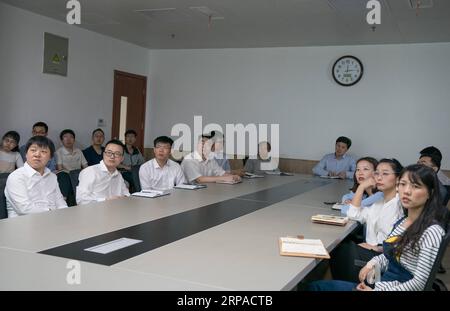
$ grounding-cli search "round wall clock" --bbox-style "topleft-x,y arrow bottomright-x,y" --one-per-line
332,55 -> 363,86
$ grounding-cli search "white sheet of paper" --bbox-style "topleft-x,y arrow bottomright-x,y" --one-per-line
84,238 -> 143,254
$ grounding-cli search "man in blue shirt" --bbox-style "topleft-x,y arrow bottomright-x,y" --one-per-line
312,136 -> 356,180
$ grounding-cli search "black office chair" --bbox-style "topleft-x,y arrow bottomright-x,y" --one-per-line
424,229 -> 450,291
69,169 -> 81,203
0,173 -> 9,219
130,165 -> 142,192
444,185 -> 450,207
57,171 -> 76,207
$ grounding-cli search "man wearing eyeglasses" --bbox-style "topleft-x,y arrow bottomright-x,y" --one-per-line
76,139 -> 130,205
139,136 -> 186,190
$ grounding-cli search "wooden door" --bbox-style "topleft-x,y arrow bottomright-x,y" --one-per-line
111,70 -> 147,153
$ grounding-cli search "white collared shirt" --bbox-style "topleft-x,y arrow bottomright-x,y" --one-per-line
347,194 -> 404,246
76,160 -> 130,205
56,147 -> 88,172
181,151 -> 226,182
5,162 -> 68,217
139,158 -> 186,190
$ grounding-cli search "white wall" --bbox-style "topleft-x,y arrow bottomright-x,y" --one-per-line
147,43 -> 450,169
0,2 -> 150,149
1,2 -> 449,169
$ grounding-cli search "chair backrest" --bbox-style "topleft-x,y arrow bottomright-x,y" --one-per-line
424,228 -> 450,291
69,169 -> 81,200
443,185 -> 450,206
131,165 -> 141,192
0,173 -> 10,219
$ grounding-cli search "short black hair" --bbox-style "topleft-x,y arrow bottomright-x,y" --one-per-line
420,154 -> 441,171
2,131 -> 20,152
32,122 -> 48,133
60,129 -> 76,140
104,139 -> 125,153
125,129 -> 137,137
92,128 -> 104,137
25,136 -> 55,157
154,136 -> 174,147
336,136 -> 352,149
199,133 -> 213,141
420,146 -> 442,161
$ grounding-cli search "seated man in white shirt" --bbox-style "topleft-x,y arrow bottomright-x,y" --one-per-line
76,139 -> 130,205
139,136 -> 186,190
5,136 -> 68,217
181,134 -> 242,184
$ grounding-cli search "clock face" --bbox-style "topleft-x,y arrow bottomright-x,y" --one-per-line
332,56 -> 363,86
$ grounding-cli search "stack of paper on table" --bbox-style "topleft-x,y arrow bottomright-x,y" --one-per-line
279,237 -> 330,259
174,183 -> 207,190
311,214 -> 348,226
215,180 -> 242,184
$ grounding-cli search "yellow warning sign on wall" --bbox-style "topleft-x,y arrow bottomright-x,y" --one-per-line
52,54 -> 61,64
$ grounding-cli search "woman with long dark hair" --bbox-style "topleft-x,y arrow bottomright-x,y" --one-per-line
310,164 -> 447,291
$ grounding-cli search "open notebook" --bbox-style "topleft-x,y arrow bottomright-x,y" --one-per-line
132,189 -> 171,198
279,237 -> 330,259
319,175 -> 340,179
265,171 -> 294,176
243,172 -> 265,179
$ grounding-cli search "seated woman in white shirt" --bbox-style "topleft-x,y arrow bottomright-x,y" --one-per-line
330,158 -> 404,282
139,136 -> 185,190
0,131 -> 23,173
5,136 -> 68,217
340,157 -> 383,216
76,139 -> 130,205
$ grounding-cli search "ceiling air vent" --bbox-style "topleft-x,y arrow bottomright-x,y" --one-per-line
409,0 -> 434,9
134,8 -> 189,23
189,6 -> 224,20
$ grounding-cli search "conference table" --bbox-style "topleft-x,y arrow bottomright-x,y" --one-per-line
0,174 -> 356,290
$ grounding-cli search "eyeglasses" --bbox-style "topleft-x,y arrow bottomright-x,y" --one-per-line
374,171 -> 396,178
104,150 -> 123,158
154,144 -> 171,150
